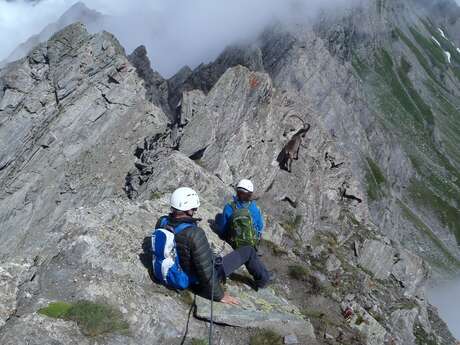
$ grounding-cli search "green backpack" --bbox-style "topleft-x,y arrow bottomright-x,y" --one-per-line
229,202 -> 257,248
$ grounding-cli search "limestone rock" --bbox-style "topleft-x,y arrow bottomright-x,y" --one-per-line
167,43 -> 264,112
128,45 -> 170,115
348,302 -> 387,345
358,240 -> 429,297
195,285 -> 315,338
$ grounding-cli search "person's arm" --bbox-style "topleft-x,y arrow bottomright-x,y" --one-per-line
251,203 -> 264,238
216,204 -> 233,236
190,228 -> 224,301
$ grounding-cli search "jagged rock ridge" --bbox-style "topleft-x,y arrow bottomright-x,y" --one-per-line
0,0 -> 459,344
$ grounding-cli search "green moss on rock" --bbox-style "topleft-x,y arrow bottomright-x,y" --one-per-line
38,302 -> 72,318
249,329 -> 283,345
397,199 -> 460,270
414,323 -> 439,345
38,300 -> 129,337
288,264 -> 310,281
409,180 -> 460,243
365,157 -> 387,201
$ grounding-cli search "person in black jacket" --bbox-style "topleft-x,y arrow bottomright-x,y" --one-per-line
158,187 -> 271,304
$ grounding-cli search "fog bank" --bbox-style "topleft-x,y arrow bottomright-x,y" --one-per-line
1,0 -> 356,76
428,278 -> 460,339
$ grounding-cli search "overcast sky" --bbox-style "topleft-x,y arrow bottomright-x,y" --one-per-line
0,0 -> 353,76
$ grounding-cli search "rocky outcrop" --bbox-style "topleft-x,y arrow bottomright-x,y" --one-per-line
195,285 -> 316,338
358,240 -> 430,297
0,23 -> 166,263
128,45 -> 170,116
0,23 -> 168,340
167,44 -> 264,119
1,0 -> 460,343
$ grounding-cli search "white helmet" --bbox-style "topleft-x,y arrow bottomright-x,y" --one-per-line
236,179 -> 254,193
170,187 -> 200,211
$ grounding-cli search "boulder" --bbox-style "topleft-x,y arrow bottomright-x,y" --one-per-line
195,284 -> 315,338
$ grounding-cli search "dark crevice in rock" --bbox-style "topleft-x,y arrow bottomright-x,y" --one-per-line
325,152 -> 344,169
124,133 -> 173,199
281,196 -> 298,209
189,147 -> 207,161
53,87 -> 60,106
339,182 -> 362,204
192,309 -> 238,328
0,159 -> 12,172
107,74 -> 120,84
264,180 -> 275,193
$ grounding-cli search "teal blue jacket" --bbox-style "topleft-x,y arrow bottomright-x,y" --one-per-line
217,196 -> 264,238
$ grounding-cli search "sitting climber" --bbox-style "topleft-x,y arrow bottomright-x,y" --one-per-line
217,179 -> 264,249
152,187 -> 272,304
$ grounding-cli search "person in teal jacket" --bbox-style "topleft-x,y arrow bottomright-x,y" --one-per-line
217,179 -> 264,241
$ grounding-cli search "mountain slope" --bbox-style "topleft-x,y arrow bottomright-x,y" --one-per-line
314,0 -> 460,273
0,0 -> 459,344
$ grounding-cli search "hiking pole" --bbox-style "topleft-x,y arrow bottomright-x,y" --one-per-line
209,243 -> 216,345
209,242 -> 226,345
180,294 -> 196,345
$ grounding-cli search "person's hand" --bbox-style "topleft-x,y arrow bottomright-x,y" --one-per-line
220,292 -> 240,305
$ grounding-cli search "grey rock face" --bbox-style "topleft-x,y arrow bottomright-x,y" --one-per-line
166,43 -> 264,118
0,24 -> 168,340
0,23 -> 166,263
348,302 -> 388,345
128,45 -> 170,116
174,42 -> 369,246
195,285 -> 315,338
358,240 -> 429,297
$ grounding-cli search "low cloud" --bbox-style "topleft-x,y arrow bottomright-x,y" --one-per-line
428,278 -> 460,340
1,0 -> 354,77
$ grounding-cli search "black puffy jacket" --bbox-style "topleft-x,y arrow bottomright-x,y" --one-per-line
156,215 -> 224,301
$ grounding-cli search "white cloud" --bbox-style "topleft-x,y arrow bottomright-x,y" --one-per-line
0,0 -> 72,60
0,0 -> 354,76
428,279 -> 460,340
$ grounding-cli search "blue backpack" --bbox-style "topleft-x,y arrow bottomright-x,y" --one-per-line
151,218 -> 195,290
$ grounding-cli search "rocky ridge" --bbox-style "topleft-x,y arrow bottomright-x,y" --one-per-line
0,0 -> 459,344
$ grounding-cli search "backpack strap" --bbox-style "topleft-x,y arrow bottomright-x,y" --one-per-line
231,200 -> 251,211
159,217 -> 169,228
174,222 -> 196,234
158,216 -> 196,234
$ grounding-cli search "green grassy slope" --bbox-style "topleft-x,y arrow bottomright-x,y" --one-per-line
353,19 -> 460,272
